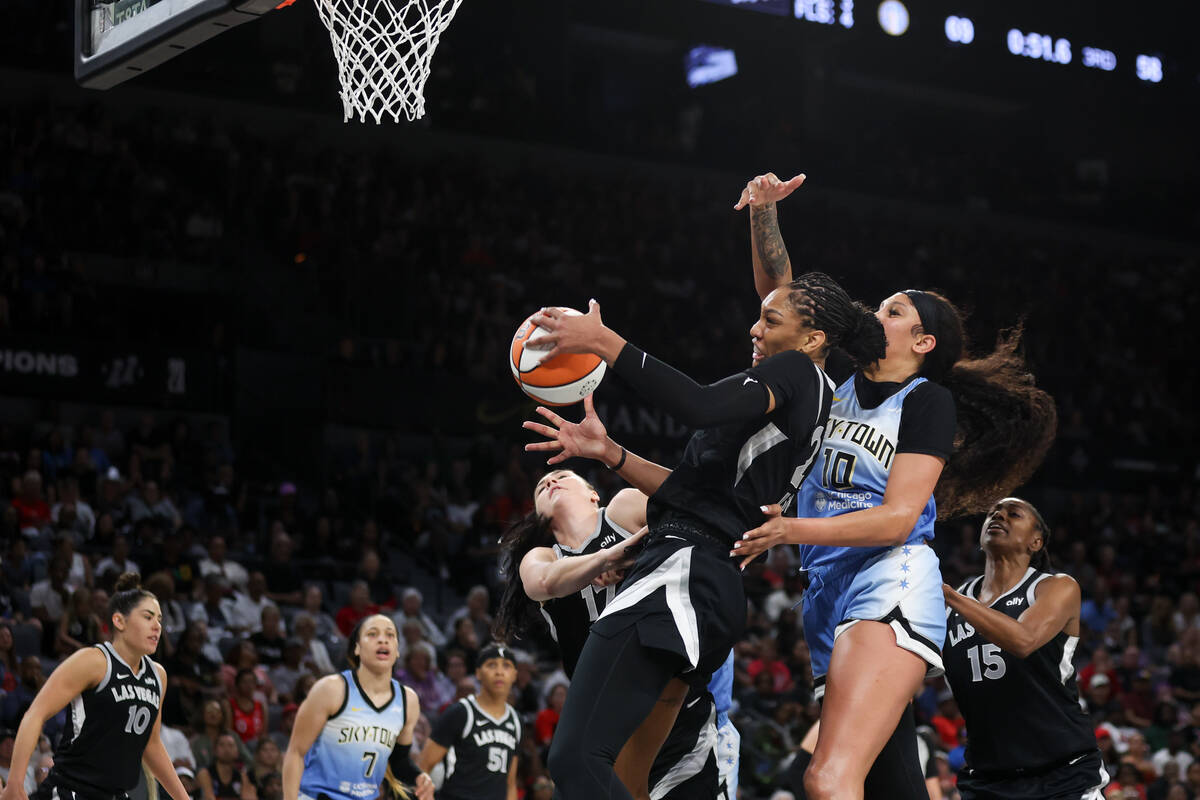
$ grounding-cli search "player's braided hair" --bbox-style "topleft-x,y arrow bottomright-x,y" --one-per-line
786,272 -> 887,367
904,291 -> 1058,519
493,512 -> 556,643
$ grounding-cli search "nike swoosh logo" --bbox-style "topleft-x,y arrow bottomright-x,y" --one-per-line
832,396 -> 843,402
686,696 -> 702,709
116,673 -> 129,679
351,706 -> 364,712
1068,753 -> 1088,765
742,377 -> 758,386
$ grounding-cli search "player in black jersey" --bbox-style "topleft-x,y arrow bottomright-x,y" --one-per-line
942,498 -> 1108,799
417,644 -> 520,800
524,277 -> 886,800
0,573 -> 190,800
494,471 -> 722,800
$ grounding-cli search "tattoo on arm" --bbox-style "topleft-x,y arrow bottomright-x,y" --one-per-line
750,204 -> 791,279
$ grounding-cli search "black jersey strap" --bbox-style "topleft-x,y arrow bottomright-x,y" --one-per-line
611,344 -> 767,428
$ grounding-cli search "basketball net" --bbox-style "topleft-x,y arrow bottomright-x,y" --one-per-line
313,0 -> 466,123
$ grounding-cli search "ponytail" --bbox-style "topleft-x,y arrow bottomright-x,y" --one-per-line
786,272 -> 886,368
492,513 -> 556,643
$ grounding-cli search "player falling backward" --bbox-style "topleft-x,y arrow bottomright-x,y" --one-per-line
0,573 -> 190,800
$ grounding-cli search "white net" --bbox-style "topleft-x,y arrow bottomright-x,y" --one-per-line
313,0 -> 466,123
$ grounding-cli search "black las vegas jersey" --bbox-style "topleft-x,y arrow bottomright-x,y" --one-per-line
540,507 -> 635,678
54,642 -> 163,793
943,568 -> 1096,773
648,350 -> 834,547
430,695 -> 520,800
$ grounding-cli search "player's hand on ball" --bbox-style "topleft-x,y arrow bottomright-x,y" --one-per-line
414,773 -> 435,800
529,299 -> 607,362
731,504 -> 788,570
523,394 -> 612,465
734,172 -> 806,210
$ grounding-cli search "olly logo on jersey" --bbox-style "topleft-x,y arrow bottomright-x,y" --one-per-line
823,417 -> 896,469
473,728 -> 517,749
598,533 -> 620,548
336,725 -> 398,748
110,683 -> 161,708
947,621 -> 977,647
1006,597 -> 1025,607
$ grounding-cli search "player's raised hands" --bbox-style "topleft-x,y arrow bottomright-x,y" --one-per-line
734,172 -> 806,210
523,394 -> 613,465
528,299 -> 612,363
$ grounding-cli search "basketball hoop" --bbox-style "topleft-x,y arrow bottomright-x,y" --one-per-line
313,0 -> 465,123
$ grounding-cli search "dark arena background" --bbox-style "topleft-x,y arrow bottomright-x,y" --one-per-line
0,0 -> 1198,797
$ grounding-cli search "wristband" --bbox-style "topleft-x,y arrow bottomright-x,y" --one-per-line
608,446 -> 628,471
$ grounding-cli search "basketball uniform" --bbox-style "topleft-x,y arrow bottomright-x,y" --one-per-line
539,506 -> 636,678
794,372 -> 954,698
430,695 -> 521,800
35,642 -> 162,800
944,569 -> 1108,799
299,671 -> 409,800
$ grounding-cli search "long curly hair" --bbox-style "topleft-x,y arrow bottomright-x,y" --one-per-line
907,291 -> 1058,519
492,512 -> 556,643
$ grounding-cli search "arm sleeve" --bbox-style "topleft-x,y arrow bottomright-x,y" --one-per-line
387,740 -> 423,783
896,382 -> 957,460
610,344 -> 770,428
429,701 -> 467,748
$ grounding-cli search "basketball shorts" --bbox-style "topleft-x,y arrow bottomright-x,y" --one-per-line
648,687 -> 719,800
593,521 -> 745,688
957,749 -> 1109,800
714,711 -> 740,800
802,542 -> 946,698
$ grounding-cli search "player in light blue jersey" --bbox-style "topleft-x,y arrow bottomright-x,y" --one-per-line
283,614 -> 433,800
734,173 -> 1056,800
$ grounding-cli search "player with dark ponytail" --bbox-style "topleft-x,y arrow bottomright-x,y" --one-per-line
942,498 -> 1106,799
0,573 -> 191,800
733,173 -> 1057,800
522,269 -> 884,800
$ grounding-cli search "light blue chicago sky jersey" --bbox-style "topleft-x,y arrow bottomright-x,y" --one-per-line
300,671 -> 408,800
796,374 -> 938,571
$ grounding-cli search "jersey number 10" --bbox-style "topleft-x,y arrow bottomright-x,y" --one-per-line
124,706 -> 152,735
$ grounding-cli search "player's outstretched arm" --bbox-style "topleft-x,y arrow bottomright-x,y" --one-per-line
735,172 -> 805,299
520,527 -> 649,602
523,395 -> 672,496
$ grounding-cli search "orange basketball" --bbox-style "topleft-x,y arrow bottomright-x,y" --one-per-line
510,308 -> 607,406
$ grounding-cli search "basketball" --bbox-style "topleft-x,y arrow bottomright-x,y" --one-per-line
510,308 -> 607,406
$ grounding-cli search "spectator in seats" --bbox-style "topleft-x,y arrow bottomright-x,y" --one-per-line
0,624 -> 18,692
745,669 -> 781,718
1082,581 -> 1119,638
535,682 -> 568,746
334,580 -> 377,638
145,572 -> 189,642
129,413 -> 172,483
447,617 -> 479,670
443,650 -> 469,690
291,673 -> 316,704
1085,674 -> 1125,726
1152,729 -> 1193,778
1144,701 -> 1180,753
1123,669 -> 1157,729
395,641 -> 453,716
1121,731 -> 1157,785
50,477 -> 94,542
268,638 -> 310,704
0,727 -> 36,794
165,621 -> 222,728
357,550 -> 395,609
763,573 -> 805,625
1175,594 -> 1200,636
94,534 -> 139,586
230,572 -> 276,635
229,668 -> 266,745
55,586 -> 100,656
0,657 -> 64,743
300,585 -> 339,647
159,718 -> 197,772
261,528 -> 304,608
268,703 -> 297,752
290,613 -> 334,676
930,689 -> 967,749
52,535 -> 91,590
249,606 -> 286,666
2,538 -> 35,594
748,637 -> 794,695
95,410 -> 126,463
443,585 -> 492,648
392,588 -> 445,648
196,732 -> 256,800
194,573 -> 238,643
30,557 -> 74,649
145,529 -> 201,599
198,535 -> 249,594
11,471 -> 51,538
248,738 -> 282,787
1169,632 -> 1200,705
1143,596 -> 1178,664
221,641 -> 276,705
256,771 -> 282,800
190,700 -> 253,770
1081,647 -> 1122,698
127,480 -> 183,532
510,651 -> 541,716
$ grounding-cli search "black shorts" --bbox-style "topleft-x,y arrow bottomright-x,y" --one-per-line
32,770 -> 129,800
649,686 -> 719,800
957,750 -> 1109,800
591,523 -> 745,687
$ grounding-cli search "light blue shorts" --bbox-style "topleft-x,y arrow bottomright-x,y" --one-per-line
802,542 -> 947,699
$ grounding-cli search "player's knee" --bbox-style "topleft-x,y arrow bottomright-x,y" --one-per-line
802,760 -> 845,800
